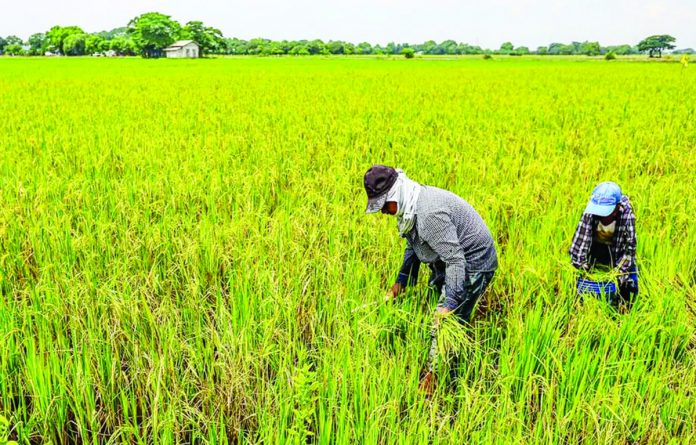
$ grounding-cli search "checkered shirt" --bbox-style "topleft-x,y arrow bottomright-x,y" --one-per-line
569,195 -> 636,275
400,186 -> 498,310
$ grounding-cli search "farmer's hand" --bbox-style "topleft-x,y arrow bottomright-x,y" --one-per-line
384,283 -> 403,302
433,306 -> 452,328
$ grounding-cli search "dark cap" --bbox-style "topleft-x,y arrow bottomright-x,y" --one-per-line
364,165 -> 398,214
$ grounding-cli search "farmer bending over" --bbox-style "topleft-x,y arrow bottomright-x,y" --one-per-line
363,165 -> 498,391
569,181 -> 638,307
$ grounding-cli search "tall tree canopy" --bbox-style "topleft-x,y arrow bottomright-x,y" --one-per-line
46,26 -> 84,54
181,21 -> 224,55
127,12 -> 181,58
637,35 -> 676,58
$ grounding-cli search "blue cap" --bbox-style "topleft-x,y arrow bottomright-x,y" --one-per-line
584,182 -> 621,217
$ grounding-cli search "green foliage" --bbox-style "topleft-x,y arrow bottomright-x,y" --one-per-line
499,41 -> 514,54
127,12 -> 181,58
63,33 -> 88,56
27,33 -> 47,55
46,25 -> 84,54
605,51 -> 616,60
109,36 -> 137,55
3,44 -> 24,56
483,53 -> 492,59
637,34 -> 676,58
0,415 -> 18,445
402,47 -> 415,59
0,56 -> 695,444
181,21 -> 224,55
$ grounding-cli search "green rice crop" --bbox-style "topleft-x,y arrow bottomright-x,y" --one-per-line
0,57 -> 694,444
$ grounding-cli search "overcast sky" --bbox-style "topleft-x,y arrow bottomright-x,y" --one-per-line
3,0 -> 695,49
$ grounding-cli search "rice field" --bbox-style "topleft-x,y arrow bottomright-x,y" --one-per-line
0,56 -> 695,444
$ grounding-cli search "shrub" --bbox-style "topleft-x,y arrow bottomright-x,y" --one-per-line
605,52 -> 616,60
402,48 -> 415,59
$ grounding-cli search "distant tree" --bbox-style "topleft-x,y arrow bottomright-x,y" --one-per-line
420,40 -> 436,54
27,33 -> 47,55
289,44 -> 310,55
547,42 -> 563,55
637,34 -> 676,58
85,35 -> 107,54
604,44 -> 633,56
95,27 -> 128,40
514,46 -> 530,55
537,46 -> 548,55
63,33 -> 87,55
672,48 -> 695,55
356,42 -> 372,55
499,42 -> 514,54
4,35 -> 23,46
440,39 -> 458,55
559,44 -> 575,55
127,12 -> 181,58
4,44 -> 24,56
0,37 -> 6,52
181,21 -> 224,55
402,47 -> 415,58
109,36 -> 137,55
307,39 -> 326,55
327,40 -> 347,55
605,52 -> 616,60
580,41 -> 601,56
46,26 -> 84,54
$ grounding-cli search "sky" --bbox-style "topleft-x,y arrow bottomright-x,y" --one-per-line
2,0 -> 695,49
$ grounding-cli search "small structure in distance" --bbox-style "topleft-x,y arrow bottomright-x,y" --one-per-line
164,40 -> 200,58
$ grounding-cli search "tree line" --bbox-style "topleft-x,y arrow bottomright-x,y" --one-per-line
0,12 -> 692,58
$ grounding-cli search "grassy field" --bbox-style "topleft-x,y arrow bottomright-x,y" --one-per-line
0,56 -> 695,444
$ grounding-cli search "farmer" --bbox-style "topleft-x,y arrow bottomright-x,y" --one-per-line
569,181 -> 638,306
364,165 -> 498,391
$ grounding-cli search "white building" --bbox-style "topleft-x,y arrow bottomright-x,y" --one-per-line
164,41 -> 200,58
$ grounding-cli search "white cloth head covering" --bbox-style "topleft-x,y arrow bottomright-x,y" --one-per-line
385,169 -> 422,235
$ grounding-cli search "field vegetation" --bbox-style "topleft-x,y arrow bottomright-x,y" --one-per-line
0,57 -> 695,443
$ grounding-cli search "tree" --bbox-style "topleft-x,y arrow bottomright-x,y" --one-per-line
27,33 -> 47,55
4,44 -> 24,56
181,21 -> 224,56
0,37 -> 6,53
356,42 -> 372,55
499,42 -> 514,55
63,33 -> 87,55
4,35 -> 23,46
514,46 -> 530,55
402,47 -> 415,59
46,26 -> 84,54
580,41 -> 601,56
537,46 -> 548,55
109,36 -> 137,55
637,35 -> 676,58
85,35 -> 107,54
127,12 -> 181,58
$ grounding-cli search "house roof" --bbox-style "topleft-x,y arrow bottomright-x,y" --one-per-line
164,40 -> 199,50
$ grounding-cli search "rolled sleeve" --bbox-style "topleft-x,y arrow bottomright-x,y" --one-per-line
569,213 -> 593,270
618,209 -> 636,275
420,211 -> 467,310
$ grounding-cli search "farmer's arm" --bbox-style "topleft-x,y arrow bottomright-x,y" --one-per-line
569,213 -> 593,271
396,244 -> 421,287
387,245 -> 420,299
420,212 -> 467,311
617,207 -> 637,279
